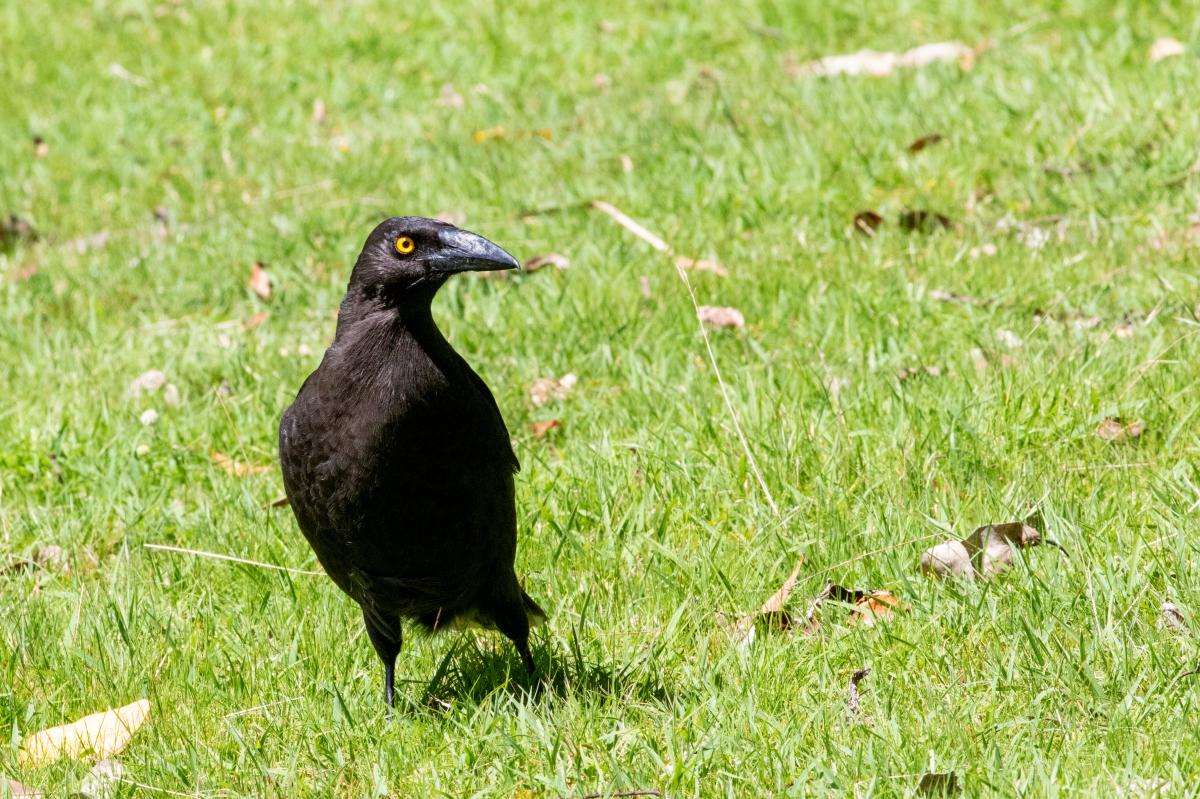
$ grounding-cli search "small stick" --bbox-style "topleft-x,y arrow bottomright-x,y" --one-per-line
143,544 -> 323,576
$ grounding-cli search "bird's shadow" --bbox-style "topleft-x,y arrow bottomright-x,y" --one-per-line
401,633 -> 671,712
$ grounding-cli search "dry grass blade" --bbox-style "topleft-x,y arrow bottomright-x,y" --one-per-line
590,200 -> 729,275
143,543 -> 324,576
211,450 -> 273,476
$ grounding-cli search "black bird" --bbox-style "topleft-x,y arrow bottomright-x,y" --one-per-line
279,216 -> 545,711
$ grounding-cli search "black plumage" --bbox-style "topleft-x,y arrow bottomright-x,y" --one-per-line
278,216 -> 545,710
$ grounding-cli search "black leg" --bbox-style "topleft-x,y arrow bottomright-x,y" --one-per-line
384,659 -> 396,718
516,638 -> 535,675
362,606 -> 402,717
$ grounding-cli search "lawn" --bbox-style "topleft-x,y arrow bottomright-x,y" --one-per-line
2,1 -> 1200,796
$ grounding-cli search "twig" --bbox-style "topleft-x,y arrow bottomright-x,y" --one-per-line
588,200 -> 778,515
143,544 -> 323,576
847,668 -> 870,717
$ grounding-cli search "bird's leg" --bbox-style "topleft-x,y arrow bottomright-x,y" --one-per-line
516,638 -> 536,675
384,659 -> 396,718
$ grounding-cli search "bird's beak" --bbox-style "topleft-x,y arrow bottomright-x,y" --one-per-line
433,228 -> 521,274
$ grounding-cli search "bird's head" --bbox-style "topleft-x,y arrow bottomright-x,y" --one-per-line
346,216 -> 520,306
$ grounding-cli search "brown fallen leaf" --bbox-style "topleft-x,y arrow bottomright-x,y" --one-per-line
1149,37 -> 1185,63
922,517 -> 1045,580
211,450 -> 272,476
790,41 -> 974,77
2,778 -> 42,798
853,210 -> 883,236
848,590 -> 900,626
908,133 -> 945,153
696,305 -> 745,329
528,373 -> 577,406
19,699 -> 150,765
243,310 -> 269,330
732,558 -> 805,645
248,261 -> 272,301
900,209 -> 953,233
1,214 -> 37,251
1096,417 -> 1145,443
438,83 -> 465,108
528,419 -> 562,439
846,668 -> 870,718
1159,602 -> 1188,634
918,772 -> 959,796
801,583 -> 901,634
897,365 -> 943,381
524,253 -> 570,272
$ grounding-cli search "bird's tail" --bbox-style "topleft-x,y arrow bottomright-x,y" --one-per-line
522,589 -> 548,627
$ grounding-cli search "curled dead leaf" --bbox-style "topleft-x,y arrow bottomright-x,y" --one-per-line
249,261 -> 272,301
528,373 -> 577,407
899,209 -> 953,233
1149,37 -> 1185,63
19,699 -> 150,765
733,558 -> 805,645
853,210 -> 883,236
790,41 -> 974,77
1159,602 -> 1187,634
211,451 -> 272,476
528,419 -> 562,439
848,590 -> 900,626
696,305 -> 745,329
1096,417 -> 1145,443
524,253 -> 570,272
908,133 -> 945,153
922,518 -> 1045,580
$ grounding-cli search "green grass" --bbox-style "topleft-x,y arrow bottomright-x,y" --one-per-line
3,1 -> 1200,796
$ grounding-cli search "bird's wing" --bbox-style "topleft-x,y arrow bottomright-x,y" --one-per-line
463,367 -> 520,473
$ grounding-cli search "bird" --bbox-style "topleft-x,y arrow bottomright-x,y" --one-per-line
278,216 -> 546,712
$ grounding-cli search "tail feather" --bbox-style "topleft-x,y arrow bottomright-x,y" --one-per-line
522,590 -> 548,627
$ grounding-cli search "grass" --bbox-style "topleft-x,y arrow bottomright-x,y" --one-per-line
2,0 -> 1200,795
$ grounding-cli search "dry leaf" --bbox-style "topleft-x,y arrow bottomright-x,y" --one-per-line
696,305 -> 745,329
33,136 -> 49,158
249,261 -> 272,301
80,759 -> 126,799
918,772 -> 959,796
528,419 -> 562,439
211,451 -> 272,476
528,373 -> 577,406
19,699 -> 150,765
1,214 -> 37,250
733,558 -> 805,644
846,668 -> 870,718
908,133 -> 944,153
438,83 -> 465,108
848,590 -> 900,626
996,329 -> 1023,348
1096,417 -> 1145,443
243,310 -> 269,330
2,779 -> 42,798
790,41 -> 973,77
524,253 -> 570,272
674,256 -> 729,276
899,209 -> 953,233
128,369 -> 167,398
897,365 -> 942,381
1159,602 -> 1187,634
853,210 -> 883,236
1149,37 -> 1185,63
923,519 -> 1043,580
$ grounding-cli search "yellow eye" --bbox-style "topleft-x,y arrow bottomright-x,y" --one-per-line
395,236 -> 415,255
